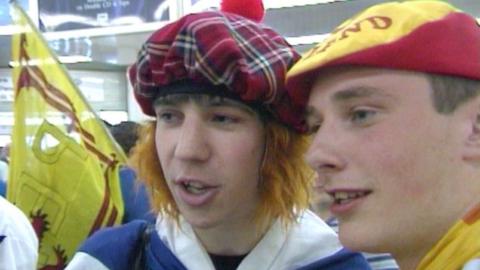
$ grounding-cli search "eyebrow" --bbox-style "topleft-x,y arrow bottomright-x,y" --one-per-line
154,94 -> 256,114
154,95 -> 189,107
332,86 -> 394,101
208,96 -> 246,108
305,86 -> 394,119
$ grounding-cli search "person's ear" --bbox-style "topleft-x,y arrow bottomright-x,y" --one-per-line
464,108 -> 480,161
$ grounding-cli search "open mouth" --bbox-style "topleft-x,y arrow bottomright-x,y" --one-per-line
175,179 -> 220,206
330,190 -> 372,205
182,181 -> 210,194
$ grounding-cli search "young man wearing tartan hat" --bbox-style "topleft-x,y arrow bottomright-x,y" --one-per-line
286,1 -> 480,269
65,0 -> 370,269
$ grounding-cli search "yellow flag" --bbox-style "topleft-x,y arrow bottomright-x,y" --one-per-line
8,2 -> 126,269
417,203 -> 480,269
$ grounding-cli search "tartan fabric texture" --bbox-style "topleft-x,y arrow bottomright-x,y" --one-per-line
129,11 -> 305,131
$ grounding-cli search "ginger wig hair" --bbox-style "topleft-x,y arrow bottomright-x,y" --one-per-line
129,119 -> 314,228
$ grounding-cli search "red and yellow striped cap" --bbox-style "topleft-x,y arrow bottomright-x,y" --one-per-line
286,0 -> 480,107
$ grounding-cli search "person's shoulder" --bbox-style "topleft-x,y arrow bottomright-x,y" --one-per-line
0,197 -> 39,269
69,220 -> 150,270
79,220 -> 149,254
287,210 -> 341,255
293,210 -> 338,241
298,248 -> 372,270
289,210 -> 371,269
0,196 -> 37,241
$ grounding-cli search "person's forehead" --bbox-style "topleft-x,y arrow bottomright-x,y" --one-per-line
310,67 -> 430,99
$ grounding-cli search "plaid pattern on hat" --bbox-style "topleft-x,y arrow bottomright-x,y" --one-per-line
286,0 -> 480,107
129,11 -> 303,131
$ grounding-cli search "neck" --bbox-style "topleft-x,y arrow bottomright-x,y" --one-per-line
391,216 -> 455,270
395,254 -> 424,270
394,201 -> 480,270
193,217 -> 271,255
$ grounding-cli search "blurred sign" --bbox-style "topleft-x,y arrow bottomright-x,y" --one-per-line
48,37 -> 92,59
0,76 -> 13,102
39,0 -> 170,32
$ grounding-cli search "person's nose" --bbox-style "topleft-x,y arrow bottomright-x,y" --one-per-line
173,116 -> 210,161
305,124 -> 346,179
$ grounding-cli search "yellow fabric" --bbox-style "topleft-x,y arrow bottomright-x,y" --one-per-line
417,204 -> 480,270
8,3 -> 126,268
287,0 -> 458,79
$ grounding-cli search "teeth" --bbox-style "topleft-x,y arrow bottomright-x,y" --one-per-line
332,191 -> 368,203
334,192 -> 349,200
188,182 -> 204,189
186,185 -> 203,194
184,182 -> 206,194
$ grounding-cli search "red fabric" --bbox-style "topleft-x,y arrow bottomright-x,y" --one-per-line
129,11 -> 304,131
287,12 -> 480,107
220,0 -> 264,22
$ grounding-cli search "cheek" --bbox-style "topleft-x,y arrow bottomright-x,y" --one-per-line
228,130 -> 264,162
225,143 -> 263,169
222,136 -> 264,181
359,131 -> 432,198
154,132 -> 171,175
382,152 -> 430,198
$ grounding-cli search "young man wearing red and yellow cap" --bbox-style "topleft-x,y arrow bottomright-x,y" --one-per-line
65,1 -> 370,269
286,1 -> 480,269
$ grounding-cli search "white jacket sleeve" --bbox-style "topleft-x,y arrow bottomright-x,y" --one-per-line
0,197 -> 38,270
65,252 -> 110,270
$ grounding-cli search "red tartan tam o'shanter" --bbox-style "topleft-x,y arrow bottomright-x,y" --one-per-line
286,0 -> 480,108
128,1 -> 305,131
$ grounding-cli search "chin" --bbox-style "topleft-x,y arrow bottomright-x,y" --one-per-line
338,223 -> 388,254
190,221 -> 215,230
339,228 -> 392,253
184,214 -> 217,230
339,234 -> 368,252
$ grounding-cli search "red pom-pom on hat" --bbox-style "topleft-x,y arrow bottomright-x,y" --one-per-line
220,0 -> 265,22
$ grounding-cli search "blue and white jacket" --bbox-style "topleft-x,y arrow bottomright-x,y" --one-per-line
66,210 -> 370,270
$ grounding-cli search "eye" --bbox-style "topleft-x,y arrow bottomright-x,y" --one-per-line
349,108 -> 376,125
156,110 -> 181,125
306,123 -> 321,135
305,115 -> 322,135
159,112 -> 173,121
212,114 -> 237,124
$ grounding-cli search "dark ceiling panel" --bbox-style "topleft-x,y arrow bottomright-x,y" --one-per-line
265,0 -> 480,38
264,0 -> 387,37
